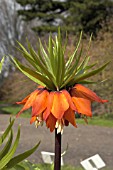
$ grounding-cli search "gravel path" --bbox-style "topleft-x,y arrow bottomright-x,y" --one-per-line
0,114 -> 113,169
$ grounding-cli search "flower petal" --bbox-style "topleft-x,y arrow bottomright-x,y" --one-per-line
64,108 -> 77,127
46,113 -> 56,132
51,91 -> 69,119
37,85 -> 45,89
17,89 -> 39,117
32,90 -> 49,117
72,97 -> 92,117
43,91 -> 54,120
62,90 -> 77,111
71,84 -> 108,103
17,86 -> 45,105
16,94 -> 30,105
30,116 -> 37,124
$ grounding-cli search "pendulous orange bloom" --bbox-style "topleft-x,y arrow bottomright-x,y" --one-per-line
70,84 -> 108,117
16,84 -> 108,133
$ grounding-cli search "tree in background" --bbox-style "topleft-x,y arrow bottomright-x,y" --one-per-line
67,0 -> 113,36
15,0 -> 70,34
16,0 -> 113,35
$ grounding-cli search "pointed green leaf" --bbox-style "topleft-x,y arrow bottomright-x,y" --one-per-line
47,34 -> 58,78
17,40 -> 51,77
65,31 -> 82,71
16,40 -> 59,90
58,30 -> 65,87
38,39 -> 51,69
11,57 -> 56,90
84,62 -> 97,71
15,47 -> 42,74
77,56 -> 90,71
61,45 -> 83,88
75,62 -> 97,78
52,39 -> 58,77
48,33 -> 54,66
55,31 -> 65,88
62,31 -> 68,55
28,42 -> 56,84
0,130 -> 13,160
27,39 -> 46,67
75,62 -> 110,83
6,141 -> 41,169
11,57 -> 44,85
59,50 -> 65,87
0,119 -> 14,146
38,43 -> 54,76
0,126 -> 20,169
25,40 -> 57,87
16,42 -> 45,72
76,34 -> 92,72
16,41 -> 32,59
66,79 -> 97,88
78,80 -> 97,84
62,61 -> 109,88
65,44 -> 83,78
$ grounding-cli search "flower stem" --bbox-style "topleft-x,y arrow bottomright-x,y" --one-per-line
54,128 -> 61,170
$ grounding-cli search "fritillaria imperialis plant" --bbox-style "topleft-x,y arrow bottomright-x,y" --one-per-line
11,29 -> 108,170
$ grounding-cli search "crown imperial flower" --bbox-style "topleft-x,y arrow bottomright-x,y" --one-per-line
12,29 -> 108,133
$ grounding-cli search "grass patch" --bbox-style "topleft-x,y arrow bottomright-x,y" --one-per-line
0,105 -> 31,118
25,163 -> 113,170
77,116 -> 113,128
33,164 -> 83,170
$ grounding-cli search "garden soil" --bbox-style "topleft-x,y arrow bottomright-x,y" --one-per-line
0,114 -> 113,169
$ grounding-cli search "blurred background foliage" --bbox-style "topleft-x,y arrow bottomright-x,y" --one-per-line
0,0 -> 113,117
15,0 -> 113,36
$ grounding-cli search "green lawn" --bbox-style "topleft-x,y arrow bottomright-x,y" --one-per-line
17,162 -> 112,170
77,116 -> 113,128
35,164 -> 83,170
0,105 -> 31,118
37,164 -> 111,170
